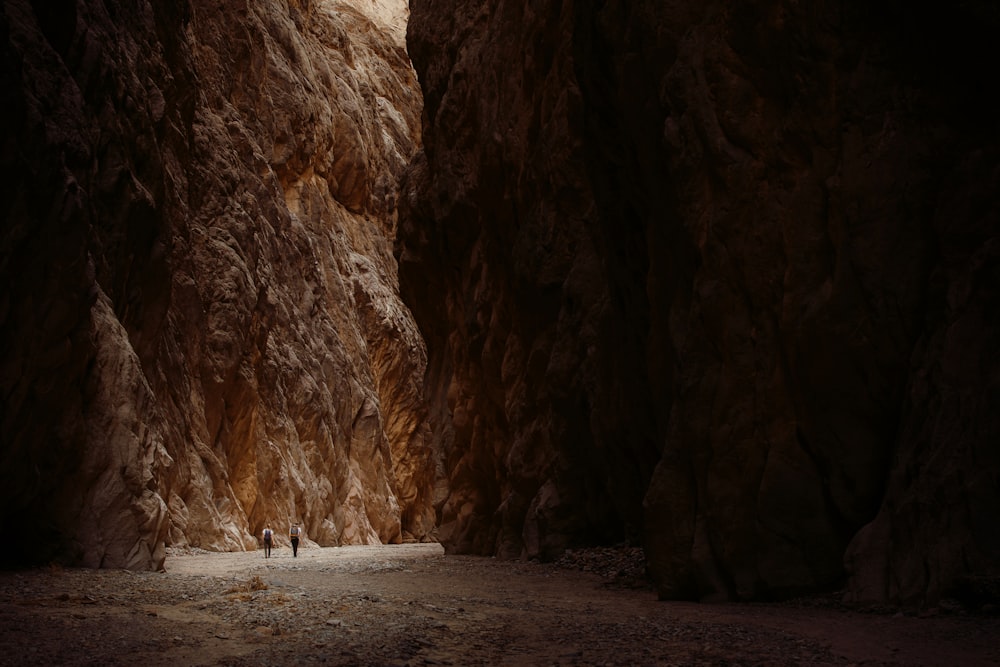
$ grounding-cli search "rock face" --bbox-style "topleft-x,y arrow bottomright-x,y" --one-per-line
401,0 -> 999,604
0,0 -> 434,569
3,0 -> 998,608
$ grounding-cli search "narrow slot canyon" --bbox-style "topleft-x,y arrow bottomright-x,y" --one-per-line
1,0 -> 998,663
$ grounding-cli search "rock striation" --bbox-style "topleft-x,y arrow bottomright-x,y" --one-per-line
401,0 -> 999,604
0,0 -> 433,569
3,0 -> 998,608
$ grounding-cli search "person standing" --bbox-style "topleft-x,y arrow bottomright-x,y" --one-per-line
289,523 -> 301,557
262,526 -> 273,558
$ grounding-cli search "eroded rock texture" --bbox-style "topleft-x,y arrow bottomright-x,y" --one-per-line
0,0 -> 434,569
402,0 -> 999,603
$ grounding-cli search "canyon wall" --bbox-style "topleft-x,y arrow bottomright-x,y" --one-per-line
401,0 -> 999,604
3,0 -> 997,608
0,0 -> 434,569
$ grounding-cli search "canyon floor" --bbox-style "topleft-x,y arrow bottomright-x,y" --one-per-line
0,543 -> 997,666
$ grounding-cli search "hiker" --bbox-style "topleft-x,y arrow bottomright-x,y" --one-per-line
262,526 -> 273,558
290,523 -> 301,557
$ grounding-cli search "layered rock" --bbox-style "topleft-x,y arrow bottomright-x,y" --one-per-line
0,0 -> 433,569
402,0 -> 999,603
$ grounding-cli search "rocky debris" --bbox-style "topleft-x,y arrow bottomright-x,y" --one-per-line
402,0 -> 1000,603
1,0 -> 434,569
553,544 -> 651,590
1,546 -> 997,667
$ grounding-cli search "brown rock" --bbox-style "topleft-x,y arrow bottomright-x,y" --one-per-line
402,0 -> 1000,603
0,0 -> 433,568
4,0 -> 998,609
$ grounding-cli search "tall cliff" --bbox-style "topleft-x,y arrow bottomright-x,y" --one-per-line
401,0 -> 999,604
4,0 -> 998,608
1,0 -> 434,569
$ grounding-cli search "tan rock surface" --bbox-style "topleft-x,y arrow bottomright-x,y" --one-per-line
0,0 -> 432,569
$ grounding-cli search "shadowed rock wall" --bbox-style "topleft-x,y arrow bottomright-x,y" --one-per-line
4,0 -> 997,606
0,0 -> 434,569
401,0 -> 999,603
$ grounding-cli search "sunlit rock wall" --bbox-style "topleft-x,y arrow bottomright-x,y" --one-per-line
402,0 -> 999,604
0,0 -> 434,569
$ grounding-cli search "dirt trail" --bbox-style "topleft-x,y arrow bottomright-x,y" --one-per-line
0,544 -> 997,666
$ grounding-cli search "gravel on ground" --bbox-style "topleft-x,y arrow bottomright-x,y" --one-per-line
0,543 -> 997,666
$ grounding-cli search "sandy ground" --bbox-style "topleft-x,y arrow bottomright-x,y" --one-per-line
0,543 -> 997,666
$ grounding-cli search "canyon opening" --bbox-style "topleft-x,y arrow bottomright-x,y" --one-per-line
2,0 -> 998,650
